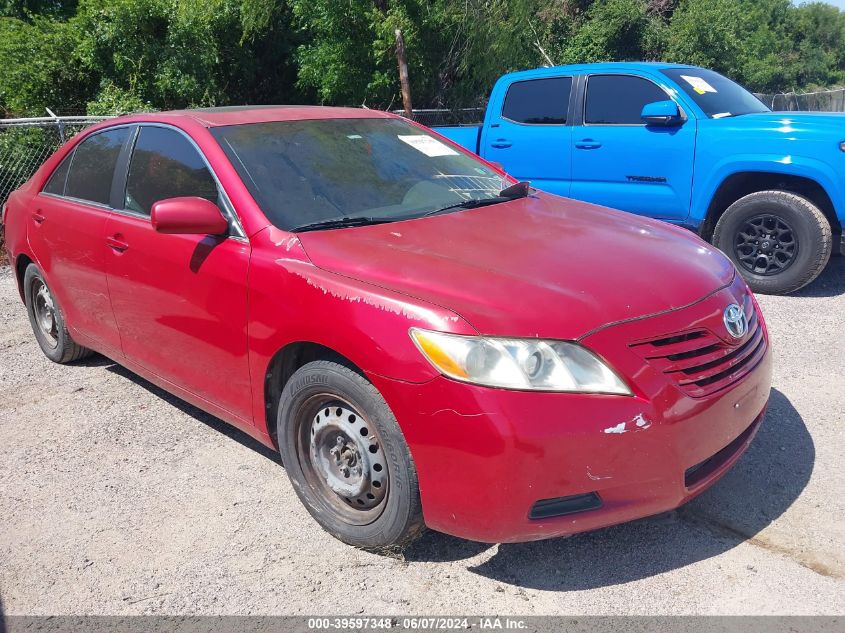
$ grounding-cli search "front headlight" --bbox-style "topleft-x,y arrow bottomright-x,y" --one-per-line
409,328 -> 632,395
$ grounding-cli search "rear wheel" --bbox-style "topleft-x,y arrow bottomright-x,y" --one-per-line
712,190 -> 832,295
277,360 -> 424,550
23,264 -> 92,363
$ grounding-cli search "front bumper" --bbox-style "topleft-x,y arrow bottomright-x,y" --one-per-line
369,280 -> 773,543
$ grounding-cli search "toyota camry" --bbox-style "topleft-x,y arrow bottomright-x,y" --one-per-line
2,106 -> 772,548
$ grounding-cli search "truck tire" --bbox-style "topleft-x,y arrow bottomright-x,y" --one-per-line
277,360 -> 425,550
23,264 -> 93,363
712,191 -> 832,295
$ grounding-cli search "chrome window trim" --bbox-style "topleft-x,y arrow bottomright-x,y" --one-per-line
41,123 -> 137,203
38,191 -> 111,210
43,152 -> 73,196
38,121 -> 248,242
582,73 -> 687,127
130,122 -> 247,239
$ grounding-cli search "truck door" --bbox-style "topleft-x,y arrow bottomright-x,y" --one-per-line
480,76 -> 573,197
569,73 -> 696,221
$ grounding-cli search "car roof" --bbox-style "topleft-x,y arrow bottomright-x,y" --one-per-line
501,61 -> 698,81
108,105 -> 394,128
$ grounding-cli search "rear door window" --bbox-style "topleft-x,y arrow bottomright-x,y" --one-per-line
124,126 -> 219,216
501,77 -> 572,125
43,154 -> 72,196
64,127 -> 131,205
585,75 -> 669,125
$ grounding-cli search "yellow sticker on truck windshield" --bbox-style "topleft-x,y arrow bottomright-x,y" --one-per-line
398,135 -> 459,157
681,75 -> 717,95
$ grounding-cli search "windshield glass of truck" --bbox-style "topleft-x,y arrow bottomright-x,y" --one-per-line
661,68 -> 770,118
211,118 -> 505,230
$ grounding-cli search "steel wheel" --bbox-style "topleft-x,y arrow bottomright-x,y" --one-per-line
733,213 -> 798,276
31,278 -> 59,349
297,395 -> 389,525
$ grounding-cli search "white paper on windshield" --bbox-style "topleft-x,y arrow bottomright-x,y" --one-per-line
681,75 -> 717,95
398,135 -> 459,157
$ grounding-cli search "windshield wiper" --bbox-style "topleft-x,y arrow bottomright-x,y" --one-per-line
499,180 -> 531,198
292,216 -> 394,232
421,181 -> 532,218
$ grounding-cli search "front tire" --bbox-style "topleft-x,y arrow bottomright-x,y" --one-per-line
712,191 -> 832,295
277,360 -> 425,550
23,264 -> 92,363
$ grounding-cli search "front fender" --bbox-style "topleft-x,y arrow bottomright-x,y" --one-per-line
691,153 -> 845,226
246,228 -> 478,430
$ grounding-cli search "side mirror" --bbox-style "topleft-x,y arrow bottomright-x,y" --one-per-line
641,100 -> 683,127
150,197 -> 229,235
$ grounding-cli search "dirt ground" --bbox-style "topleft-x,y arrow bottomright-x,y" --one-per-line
1,260 -> 844,615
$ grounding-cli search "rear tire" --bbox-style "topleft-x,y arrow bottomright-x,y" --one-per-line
23,264 -> 92,363
712,190 -> 832,295
277,360 -> 425,550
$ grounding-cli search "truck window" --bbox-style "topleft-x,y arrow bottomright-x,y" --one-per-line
501,77 -> 572,125
585,75 -> 669,125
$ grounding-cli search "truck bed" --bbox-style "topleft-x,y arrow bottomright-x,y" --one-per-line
434,125 -> 481,154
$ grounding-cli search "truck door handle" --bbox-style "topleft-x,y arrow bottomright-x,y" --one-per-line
32,211 -> 46,225
490,139 -> 512,149
106,235 -> 129,252
575,139 -> 602,150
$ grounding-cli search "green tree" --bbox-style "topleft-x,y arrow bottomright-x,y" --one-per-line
1,0 -> 77,20
0,15 -> 92,115
665,0 -> 816,92
556,0 -> 666,64
792,2 -> 845,88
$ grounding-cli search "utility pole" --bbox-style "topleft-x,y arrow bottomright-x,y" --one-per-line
395,28 -> 413,117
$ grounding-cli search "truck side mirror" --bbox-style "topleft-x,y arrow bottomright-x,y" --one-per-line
641,100 -> 683,127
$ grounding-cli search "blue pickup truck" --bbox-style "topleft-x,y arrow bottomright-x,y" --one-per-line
435,62 -> 844,294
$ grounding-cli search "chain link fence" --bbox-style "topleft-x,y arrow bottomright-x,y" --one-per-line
0,116 -> 109,207
754,88 -> 845,112
0,116 -> 108,263
391,108 -> 485,127
2,88 -> 844,263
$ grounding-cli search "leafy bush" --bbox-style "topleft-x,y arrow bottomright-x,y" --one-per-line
2,0 -> 845,115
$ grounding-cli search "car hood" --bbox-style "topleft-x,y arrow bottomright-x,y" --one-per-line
296,193 -> 735,339
715,111 -> 845,132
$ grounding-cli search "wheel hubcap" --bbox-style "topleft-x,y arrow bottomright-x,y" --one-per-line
734,213 -> 797,276
32,280 -> 58,348
307,402 -> 388,512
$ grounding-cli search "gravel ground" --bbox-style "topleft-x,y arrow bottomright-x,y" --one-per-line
1,260 -> 843,616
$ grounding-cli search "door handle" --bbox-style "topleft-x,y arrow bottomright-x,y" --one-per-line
490,139 -> 512,149
106,235 -> 129,252
32,211 -> 46,225
575,139 -> 602,150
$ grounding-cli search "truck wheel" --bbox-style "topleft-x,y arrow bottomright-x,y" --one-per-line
712,191 -> 832,295
277,360 -> 425,550
23,264 -> 92,363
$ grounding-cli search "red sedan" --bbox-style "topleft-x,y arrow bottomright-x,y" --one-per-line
1,107 -> 772,548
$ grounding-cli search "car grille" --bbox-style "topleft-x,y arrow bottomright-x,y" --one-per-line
629,295 -> 766,397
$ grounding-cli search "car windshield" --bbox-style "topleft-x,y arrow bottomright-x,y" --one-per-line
211,117 -> 506,231
661,68 -> 770,119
